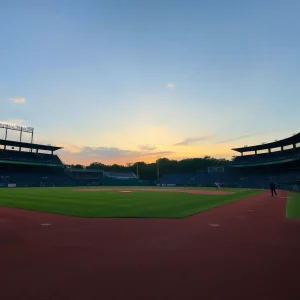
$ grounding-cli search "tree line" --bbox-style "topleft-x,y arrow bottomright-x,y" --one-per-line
67,156 -> 231,180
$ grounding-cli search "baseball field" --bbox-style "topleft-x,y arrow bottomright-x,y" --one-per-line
286,191 -> 300,218
0,186 -> 299,300
0,186 -> 260,218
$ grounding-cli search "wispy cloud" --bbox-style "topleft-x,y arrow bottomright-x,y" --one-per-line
174,134 -> 214,146
80,146 -> 173,158
139,145 -> 157,151
166,83 -> 174,88
215,134 -> 258,144
10,97 -> 26,103
60,143 -> 83,153
60,145 -> 174,165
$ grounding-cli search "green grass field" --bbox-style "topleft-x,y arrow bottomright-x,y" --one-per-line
286,192 -> 300,219
0,187 -> 262,218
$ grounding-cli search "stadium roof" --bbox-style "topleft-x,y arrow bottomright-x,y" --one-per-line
232,132 -> 300,153
0,139 -> 62,152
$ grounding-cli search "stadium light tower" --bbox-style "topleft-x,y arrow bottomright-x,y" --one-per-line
136,156 -> 139,179
0,121 -> 34,152
156,156 -> 160,181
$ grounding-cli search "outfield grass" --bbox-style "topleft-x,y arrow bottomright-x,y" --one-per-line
286,192 -> 300,219
0,187 -> 262,218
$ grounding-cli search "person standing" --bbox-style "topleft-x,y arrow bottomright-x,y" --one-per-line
270,182 -> 277,196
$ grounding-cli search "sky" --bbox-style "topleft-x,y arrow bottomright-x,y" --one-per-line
1,0 -> 300,165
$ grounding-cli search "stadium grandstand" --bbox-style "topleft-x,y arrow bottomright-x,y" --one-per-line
231,133 -> 300,167
230,133 -> 300,190
65,169 -> 150,186
0,121 -> 71,187
158,133 -> 300,191
0,121 -> 144,187
65,168 -> 103,186
102,171 -> 150,186
1,120 -> 300,191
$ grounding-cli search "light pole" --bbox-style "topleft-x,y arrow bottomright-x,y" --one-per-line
156,156 -> 160,181
136,156 -> 139,179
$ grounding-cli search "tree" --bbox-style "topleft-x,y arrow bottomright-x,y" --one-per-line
82,156 -> 231,180
86,162 -> 106,170
67,164 -> 85,169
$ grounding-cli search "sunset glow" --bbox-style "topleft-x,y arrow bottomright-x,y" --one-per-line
1,1 -> 300,166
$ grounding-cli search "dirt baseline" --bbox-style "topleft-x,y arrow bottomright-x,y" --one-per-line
74,187 -> 233,195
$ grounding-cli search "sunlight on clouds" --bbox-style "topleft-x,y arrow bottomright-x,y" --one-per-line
139,145 -> 157,151
10,97 -> 26,103
49,126 -> 235,166
130,125 -> 180,147
166,83 -> 174,88
59,142 -> 175,166
100,126 -> 181,149
174,133 -> 214,146
60,143 -> 83,153
167,143 -> 234,161
58,139 -> 234,166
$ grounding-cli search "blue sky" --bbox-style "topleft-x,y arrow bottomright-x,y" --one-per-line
1,0 -> 300,165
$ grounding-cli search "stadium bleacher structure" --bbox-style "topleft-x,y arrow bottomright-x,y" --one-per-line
158,133 -> 300,190
0,148 -> 62,166
1,122 -> 300,191
0,138 -> 69,187
102,172 -> 149,186
0,123 -> 81,187
65,168 -> 103,186
158,173 -> 196,186
0,139 -> 143,187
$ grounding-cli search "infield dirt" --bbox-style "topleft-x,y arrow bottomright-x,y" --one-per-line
75,187 -> 233,195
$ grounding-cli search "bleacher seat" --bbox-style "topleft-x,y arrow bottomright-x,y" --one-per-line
233,148 -> 300,165
0,149 -> 63,165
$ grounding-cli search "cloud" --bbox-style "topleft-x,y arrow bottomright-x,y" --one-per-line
10,97 -> 26,103
60,143 -> 83,153
149,150 -> 174,156
60,145 -> 174,164
139,145 -> 157,151
215,134 -> 258,144
174,134 -> 214,146
166,83 -> 174,88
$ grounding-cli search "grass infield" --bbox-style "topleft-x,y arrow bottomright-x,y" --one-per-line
286,192 -> 300,219
0,187 -> 262,218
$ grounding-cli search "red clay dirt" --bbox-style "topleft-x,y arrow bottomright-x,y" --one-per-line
75,187 -> 233,194
0,190 -> 299,300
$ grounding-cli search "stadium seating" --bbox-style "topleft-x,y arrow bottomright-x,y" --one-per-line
158,173 -> 196,185
101,172 -> 140,186
0,171 -> 77,187
233,148 -> 300,165
0,149 -> 63,165
2,167 -> 300,189
103,172 -> 137,178
157,168 -> 300,189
